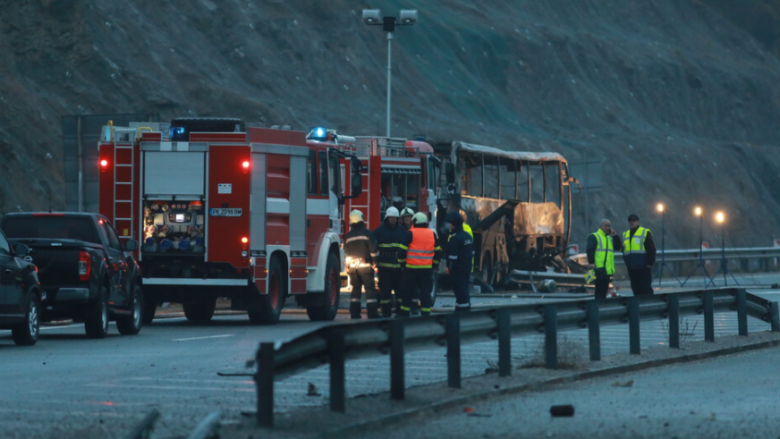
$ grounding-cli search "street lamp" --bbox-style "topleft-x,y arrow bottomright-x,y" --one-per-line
362,8 -> 418,138
708,211 -> 739,287
682,206 -> 711,287
653,203 -> 681,287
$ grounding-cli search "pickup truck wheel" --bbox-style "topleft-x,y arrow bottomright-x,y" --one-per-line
117,286 -> 143,335
183,298 -> 216,322
12,292 -> 40,346
306,252 -> 340,321
142,292 -> 157,324
249,256 -> 286,325
85,285 -> 109,339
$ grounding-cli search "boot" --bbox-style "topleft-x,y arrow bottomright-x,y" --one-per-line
410,300 -> 420,316
367,302 -> 380,319
381,302 -> 393,318
350,302 -> 362,319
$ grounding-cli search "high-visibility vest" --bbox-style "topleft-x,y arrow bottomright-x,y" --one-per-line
592,229 -> 615,276
622,226 -> 651,269
406,228 -> 436,269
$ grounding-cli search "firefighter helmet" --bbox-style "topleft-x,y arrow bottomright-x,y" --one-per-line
349,209 -> 364,224
385,207 -> 400,218
400,207 -> 414,218
412,212 -> 428,225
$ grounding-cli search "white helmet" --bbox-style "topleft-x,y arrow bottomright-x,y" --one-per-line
349,209 -> 364,224
385,207 -> 400,218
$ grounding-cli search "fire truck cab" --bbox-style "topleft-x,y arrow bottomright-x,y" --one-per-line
98,118 -> 358,324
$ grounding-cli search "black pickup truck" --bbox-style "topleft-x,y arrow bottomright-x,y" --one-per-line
1,212 -> 144,338
0,227 -> 41,346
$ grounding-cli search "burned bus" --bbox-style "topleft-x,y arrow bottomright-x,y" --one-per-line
435,141 -> 573,287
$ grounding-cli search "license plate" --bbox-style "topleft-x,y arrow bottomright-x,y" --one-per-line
210,208 -> 243,217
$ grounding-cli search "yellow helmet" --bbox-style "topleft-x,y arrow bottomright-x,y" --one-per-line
349,209 -> 364,224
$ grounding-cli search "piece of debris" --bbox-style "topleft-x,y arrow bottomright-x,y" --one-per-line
611,379 -> 634,388
463,407 -> 476,413
307,383 -> 321,397
550,405 -> 574,417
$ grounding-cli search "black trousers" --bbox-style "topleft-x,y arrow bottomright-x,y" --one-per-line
594,269 -> 611,299
400,268 -> 433,316
377,268 -> 402,316
450,270 -> 471,312
349,266 -> 378,318
628,267 -> 654,296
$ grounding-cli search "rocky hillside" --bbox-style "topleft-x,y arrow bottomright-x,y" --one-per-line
2,0 -> 780,249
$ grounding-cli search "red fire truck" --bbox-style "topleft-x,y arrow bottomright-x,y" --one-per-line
97,118 -> 362,324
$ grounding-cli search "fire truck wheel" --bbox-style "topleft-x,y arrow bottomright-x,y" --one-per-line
249,256 -> 286,325
85,284 -> 110,339
428,272 -> 439,307
306,252 -> 340,321
116,286 -> 144,335
183,298 -> 217,322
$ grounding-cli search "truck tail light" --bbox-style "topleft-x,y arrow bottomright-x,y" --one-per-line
100,159 -> 109,173
242,160 -> 251,174
79,251 -> 91,281
241,236 -> 249,249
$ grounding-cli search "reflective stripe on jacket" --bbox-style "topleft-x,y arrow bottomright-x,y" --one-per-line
592,229 -> 615,276
622,226 -> 651,270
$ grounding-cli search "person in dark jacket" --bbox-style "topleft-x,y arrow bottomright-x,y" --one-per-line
622,213 -> 657,296
373,207 -> 406,317
396,212 -> 441,317
587,218 -> 622,299
344,210 -> 380,319
445,212 -> 474,312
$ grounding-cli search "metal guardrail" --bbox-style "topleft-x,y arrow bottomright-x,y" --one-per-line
249,288 -> 780,428
613,246 -> 780,265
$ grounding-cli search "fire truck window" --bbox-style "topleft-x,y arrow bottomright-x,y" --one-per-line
465,155 -> 483,197
499,158 -> 519,200
530,163 -> 546,202
484,156 -> 500,199
307,150 -> 317,195
406,174 -> 420,211
329,153 -> 341,195
545,162 -> 562,205
319,151 -> 328,196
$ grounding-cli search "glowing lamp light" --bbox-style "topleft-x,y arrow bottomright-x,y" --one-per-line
241,237 -> 249,244
314,127 -> 326,138
100,159 -> 109,172
715,212 -> 725,224
656,203 -> 665,213
694,206 -> 702,217
160,239 -> 173,251
241,160 -> 251,174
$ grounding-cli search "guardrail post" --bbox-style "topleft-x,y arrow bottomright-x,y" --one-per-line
544,304 -> 558,369
629,297 -> 640,354
329,329 -> 346,413
771,302 -> 780,332
704,291 -> 715,342
390,320 -> 405,400
587,301 -> 601,361
256,343 -> 275,428
737,289 -> 748,336
498,309 -> 511,377
446,314 -> 461,388
668,294 -> 680,349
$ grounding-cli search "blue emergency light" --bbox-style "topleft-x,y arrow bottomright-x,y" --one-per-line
311,127 -> 328,140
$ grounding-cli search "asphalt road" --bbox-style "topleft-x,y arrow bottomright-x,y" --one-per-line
357,345 -> 780,439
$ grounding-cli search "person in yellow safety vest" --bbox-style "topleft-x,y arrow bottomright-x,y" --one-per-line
586,218 -> 622,299
373,207 -> 406,317
622,213 -> 657,296
396,212 -> 441,317
400,207 -> 414,231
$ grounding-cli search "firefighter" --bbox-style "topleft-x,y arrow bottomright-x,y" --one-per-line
400,207 -> 415,230
446,212 -> 474,312
397,212 -> 441,317
373,207 -> 405,317
344,210 -> 380,319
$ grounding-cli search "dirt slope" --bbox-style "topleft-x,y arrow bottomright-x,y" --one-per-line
1,0 -> 780,248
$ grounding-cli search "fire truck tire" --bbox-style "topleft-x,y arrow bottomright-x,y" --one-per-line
116,286 -> 144,335
428,272 -> 439,307
248,256 -> 286,325
306,252 -> 340,321
85,285 -> 110,339
183,298 -> 217,322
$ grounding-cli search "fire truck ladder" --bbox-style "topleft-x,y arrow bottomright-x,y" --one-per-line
112,128 -> 137,239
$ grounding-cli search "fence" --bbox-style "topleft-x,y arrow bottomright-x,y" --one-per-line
250,287 -> 779,427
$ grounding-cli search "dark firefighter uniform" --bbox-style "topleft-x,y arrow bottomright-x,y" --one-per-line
397,212 -> 441,317
373,207 -> 406,317
445,212 -> 474,312
344,210 -> 380,319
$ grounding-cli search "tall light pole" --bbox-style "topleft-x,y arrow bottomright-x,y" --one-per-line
653,203 -> 681,287
708,211 -> 739,287
362,8 -> 418,138
682,206 -> 711,287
